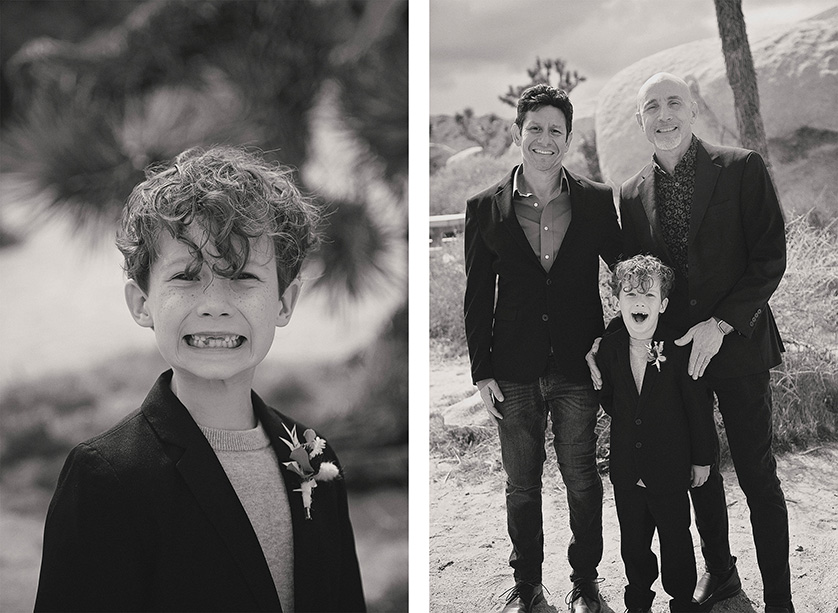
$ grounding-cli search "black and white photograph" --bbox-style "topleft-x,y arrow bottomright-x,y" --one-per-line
429,1 -> 837,612
0,1 -> 407,611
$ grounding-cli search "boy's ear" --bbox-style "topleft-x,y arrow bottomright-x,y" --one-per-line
275,277 -> 302,328
660,296 -> 669,313
510,122 -> 522,146
125,280 -> 154,329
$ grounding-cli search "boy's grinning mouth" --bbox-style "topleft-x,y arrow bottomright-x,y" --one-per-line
631,312 -> 649,323
185,334 -> 245,349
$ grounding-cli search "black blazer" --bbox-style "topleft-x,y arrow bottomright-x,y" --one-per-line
34,371 -> 365,613
598,326 -> 715,493
464,165 -> 622,384
619,139 -> 785,378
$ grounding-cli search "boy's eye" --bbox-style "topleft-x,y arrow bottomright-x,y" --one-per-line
171,272 -> 197,281
233,272 -> 260,281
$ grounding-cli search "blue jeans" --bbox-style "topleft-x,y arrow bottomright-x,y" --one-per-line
689,370 -> 791,607
496,357 -> 603,584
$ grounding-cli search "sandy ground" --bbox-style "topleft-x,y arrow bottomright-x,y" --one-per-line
429,355 -> 838,613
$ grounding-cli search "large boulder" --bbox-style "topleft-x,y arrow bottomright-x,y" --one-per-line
595,10 -> 838,197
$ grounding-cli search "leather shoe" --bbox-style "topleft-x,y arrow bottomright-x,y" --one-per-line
500,582 -> 546,613
693,557 -> 741,605
567,580 -> 603,613
765,604 -> 795,613
625,609 -> 651,613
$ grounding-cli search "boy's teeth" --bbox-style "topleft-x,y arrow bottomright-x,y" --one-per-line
186,334 -> 243,348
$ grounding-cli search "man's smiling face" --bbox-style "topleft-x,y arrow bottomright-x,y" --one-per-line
635,74 -> 697,154
512,105 -> 572,175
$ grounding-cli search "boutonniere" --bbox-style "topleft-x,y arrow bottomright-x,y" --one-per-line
280,424 -> 340,520
646,340 -> 667,371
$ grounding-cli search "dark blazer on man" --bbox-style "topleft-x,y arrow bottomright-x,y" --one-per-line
619,139 -> 785,378
598,325 -> 715,493
464,165 -> 622,384
34,370 -> 365,613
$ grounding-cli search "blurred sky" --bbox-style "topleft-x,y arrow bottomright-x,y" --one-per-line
430,0 -> 836,117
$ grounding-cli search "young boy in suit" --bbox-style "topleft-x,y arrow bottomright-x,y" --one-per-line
34,146 -> 365,613
597,255 -> 715,613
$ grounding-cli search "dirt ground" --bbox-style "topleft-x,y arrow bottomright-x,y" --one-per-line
429,356 -> 838,613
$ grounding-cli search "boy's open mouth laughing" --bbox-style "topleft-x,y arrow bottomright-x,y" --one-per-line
631,311 -> 649,324
184,334 -> 246,349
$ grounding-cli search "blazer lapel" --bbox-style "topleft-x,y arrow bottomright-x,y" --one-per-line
549,171 -> 583,274
689,140 -> 721,244
254,397 -> 324,612
636,166 -> 676,264
614,331 -> 640,406
142,372 -> 282,612
636,360 -> 659,414
496,166 -> 547,270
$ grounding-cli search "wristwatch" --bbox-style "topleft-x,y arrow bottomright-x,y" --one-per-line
714,317 -> 734,335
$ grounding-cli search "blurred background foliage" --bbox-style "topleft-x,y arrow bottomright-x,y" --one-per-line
0,1 -> 407,610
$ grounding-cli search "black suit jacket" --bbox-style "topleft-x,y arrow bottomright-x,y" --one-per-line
619,139 -> 785,378
598,326 -> 715,493
34,371 -> 365,613
464,165 -> 622,384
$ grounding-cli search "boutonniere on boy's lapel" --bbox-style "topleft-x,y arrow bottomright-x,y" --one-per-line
646,340 -> 667,371
280,424 -> 340,519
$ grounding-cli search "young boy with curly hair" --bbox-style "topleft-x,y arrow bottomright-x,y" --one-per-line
35,146 -> 365,613
597,255 -> 715,613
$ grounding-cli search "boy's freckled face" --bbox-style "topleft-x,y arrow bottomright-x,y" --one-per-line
618,276 -> 668,340
130,227 -> 297,385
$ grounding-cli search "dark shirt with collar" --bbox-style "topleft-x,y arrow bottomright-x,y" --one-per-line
653,135 -> 699,278
512,165 -> 572,273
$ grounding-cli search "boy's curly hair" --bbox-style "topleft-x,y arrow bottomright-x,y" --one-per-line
610,254 -> 675,299
116,146 -> 320,294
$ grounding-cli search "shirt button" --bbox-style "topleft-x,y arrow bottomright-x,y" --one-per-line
635,442 -> 642,449
534,203 -> 539,207
544,254 -> 550,260
635,419 -> 642,425
542,314 -> 549,322
544,226 -> 549,231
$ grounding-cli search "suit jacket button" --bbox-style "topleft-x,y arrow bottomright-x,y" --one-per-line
542,314 -> 549,321
635,442 -> 642,448
635,419 -> 642,425
690,299 -> 697,306
546,279 -> 552,285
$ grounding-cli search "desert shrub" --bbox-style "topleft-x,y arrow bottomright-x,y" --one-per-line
430,149 -> 518,217
429,234 -> 468,357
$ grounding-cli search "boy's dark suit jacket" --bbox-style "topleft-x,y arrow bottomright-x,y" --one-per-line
464,165 -> 622,384
619,139 -> 785,378
34,371 -> 365,613
598,326 -> 716,493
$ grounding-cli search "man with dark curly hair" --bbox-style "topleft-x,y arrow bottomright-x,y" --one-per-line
35,146 -> 365,613
464,84 -> 622,613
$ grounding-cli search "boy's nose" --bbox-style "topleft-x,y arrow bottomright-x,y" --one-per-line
198,277 -> 233,317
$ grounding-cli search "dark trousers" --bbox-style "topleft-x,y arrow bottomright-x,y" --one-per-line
496,357 -> 603,584
689,370 -> 792,606
614,484 -> 697,610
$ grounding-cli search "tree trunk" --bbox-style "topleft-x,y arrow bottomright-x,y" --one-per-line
713,0 -> 779,183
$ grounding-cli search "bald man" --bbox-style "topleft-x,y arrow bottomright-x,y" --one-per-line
589,73 -> 792,613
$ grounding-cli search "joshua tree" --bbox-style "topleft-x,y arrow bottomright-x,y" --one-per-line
499,56 -> 585,108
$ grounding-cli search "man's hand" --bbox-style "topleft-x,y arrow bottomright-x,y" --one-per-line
691,464 -> 711,488
477,378 -> 504,422
585,337 -> 603,390
675,318 -> 724,379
